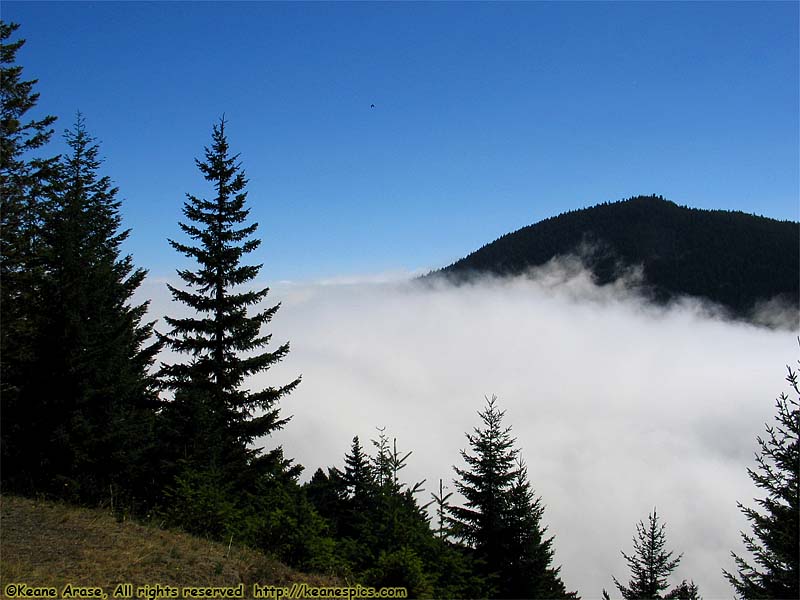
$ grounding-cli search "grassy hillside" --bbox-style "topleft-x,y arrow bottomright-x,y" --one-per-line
0,495 -> 338,596
435,195 -> 798,320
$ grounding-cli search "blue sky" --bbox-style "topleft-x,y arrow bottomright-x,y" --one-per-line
6,1 -> 799,281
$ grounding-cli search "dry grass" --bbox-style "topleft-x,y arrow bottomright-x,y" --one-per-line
0,495 -> 338,597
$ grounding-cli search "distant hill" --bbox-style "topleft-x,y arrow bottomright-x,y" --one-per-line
433,195 -> 798,321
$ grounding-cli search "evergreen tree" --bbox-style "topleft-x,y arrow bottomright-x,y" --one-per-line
449,396 -> 518,571
30,115 -> 159,504
307,432 -> 461,596
0,20 -> 58,492
367,431 -> 431,561
305,467 -> 349,534
610,509 -> 698,600
723,363 -> 799,599
343,435 -> 373,505
449,395 -> 574,598
431,478 -> 453,541
158,116 -> 300,491
335,434 -> 428,572
0,22 -> 57,262
506,459 -> 575,598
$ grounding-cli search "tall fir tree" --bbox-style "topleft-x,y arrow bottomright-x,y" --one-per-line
0,21 -> 58,491
609,509 -> 698,600
159,117 -> 300,490
449,395 -> 519,575
723,363 -> 799,599
28,115 -> 160,504
449,395 -> 575,598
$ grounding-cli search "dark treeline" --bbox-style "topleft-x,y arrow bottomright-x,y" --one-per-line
1,22 -> 797,599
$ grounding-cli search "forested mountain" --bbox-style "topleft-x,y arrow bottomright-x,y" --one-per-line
434,196 -> 798,320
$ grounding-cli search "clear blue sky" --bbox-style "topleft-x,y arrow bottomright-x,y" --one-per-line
5,1 -> 799,281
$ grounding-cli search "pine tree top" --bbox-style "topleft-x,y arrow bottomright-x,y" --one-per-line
1,21 -> 57,174
612,509 -> 684,600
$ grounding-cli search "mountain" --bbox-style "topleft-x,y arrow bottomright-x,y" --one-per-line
433,195 -> 798,321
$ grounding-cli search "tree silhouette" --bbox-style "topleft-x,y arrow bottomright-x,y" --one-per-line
609,509 -> 698,600
159,117 -> 300,488
724,362 -> 799,599
0,20 -> 58,494
450,395 -> 574,598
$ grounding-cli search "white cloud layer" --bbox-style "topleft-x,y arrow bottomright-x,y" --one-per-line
140,259 -> 798,598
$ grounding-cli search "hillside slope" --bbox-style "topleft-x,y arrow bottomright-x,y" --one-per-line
0,495 -> 337,595
435,195 -> 798,319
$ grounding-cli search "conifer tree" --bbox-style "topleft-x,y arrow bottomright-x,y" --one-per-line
159,117 -> 299,488
28,115 -> 160,503
506,459 -> 574,598
449,395 -> 574,598
0,21 -> 58,491
431,478 -> 453,541
368,431 -> 431,555
343,435 -> 372,502
0,22 -> 57,263
371,428 -> 426,498
305,467 -> 348,533
610,509 -> 698,600
723,363 -> 799,599
344,432 -> 436,594
450,396 -> 518,565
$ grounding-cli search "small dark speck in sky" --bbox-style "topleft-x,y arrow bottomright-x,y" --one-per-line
370,104 -> 375,108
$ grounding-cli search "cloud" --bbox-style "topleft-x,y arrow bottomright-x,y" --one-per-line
750,295 -> 800,330
139,258 -> 797,597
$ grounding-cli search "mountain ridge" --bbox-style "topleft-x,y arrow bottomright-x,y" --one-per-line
431,195 -> 798,323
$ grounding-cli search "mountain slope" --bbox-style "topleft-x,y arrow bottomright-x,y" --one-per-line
0,495 -> 337,593
435,195 -> 798,319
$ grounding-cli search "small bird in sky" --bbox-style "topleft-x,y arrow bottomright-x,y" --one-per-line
370,103 -> 375,108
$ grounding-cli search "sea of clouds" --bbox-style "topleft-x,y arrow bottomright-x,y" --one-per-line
140,257 -> 798,598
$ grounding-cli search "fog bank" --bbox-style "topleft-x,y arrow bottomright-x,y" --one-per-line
142,259 -> 797,597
